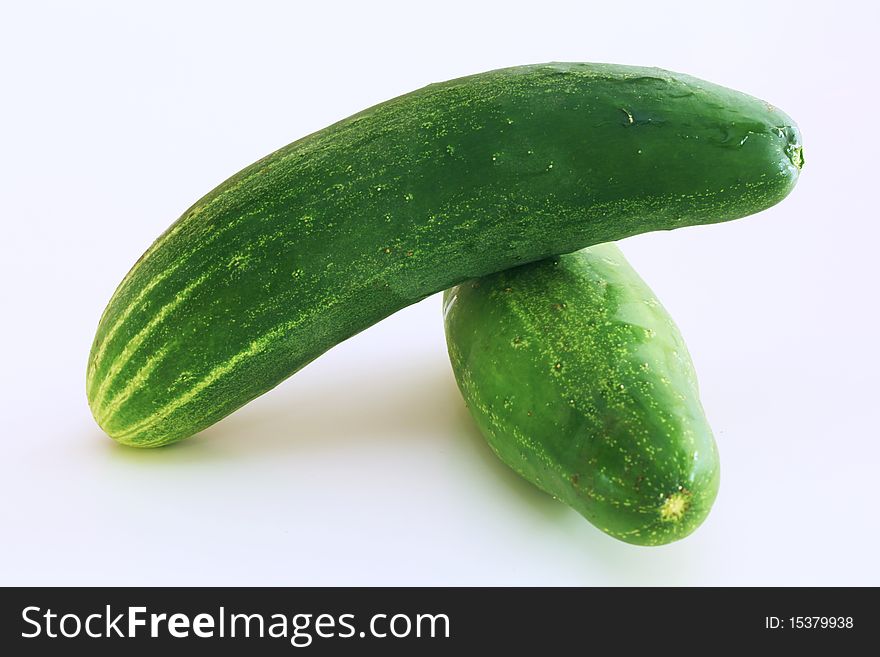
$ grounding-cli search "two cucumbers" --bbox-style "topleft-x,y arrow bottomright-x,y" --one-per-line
87,63 -> 801,544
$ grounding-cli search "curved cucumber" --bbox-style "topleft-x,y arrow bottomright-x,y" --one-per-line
443,244 -> 719,545
87,62 -> 801,447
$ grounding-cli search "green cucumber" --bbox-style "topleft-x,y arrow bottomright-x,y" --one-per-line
87,62 -> 801,447
443,244 -> 719,545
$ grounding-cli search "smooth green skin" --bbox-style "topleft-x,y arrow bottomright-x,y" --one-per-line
87,62 -> 801,447
443,244 -> 720,545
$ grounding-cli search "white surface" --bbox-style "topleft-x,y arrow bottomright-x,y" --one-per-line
2,0 -> 878,585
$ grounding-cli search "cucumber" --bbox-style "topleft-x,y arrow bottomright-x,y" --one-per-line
443,244 -> 719,545
87,62 -> 801,447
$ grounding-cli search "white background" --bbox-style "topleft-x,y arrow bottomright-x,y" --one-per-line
2,0 -> 878,585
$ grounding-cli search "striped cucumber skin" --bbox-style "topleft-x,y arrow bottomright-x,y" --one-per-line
443,244 -> 719,546
87,62 -> 801,447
